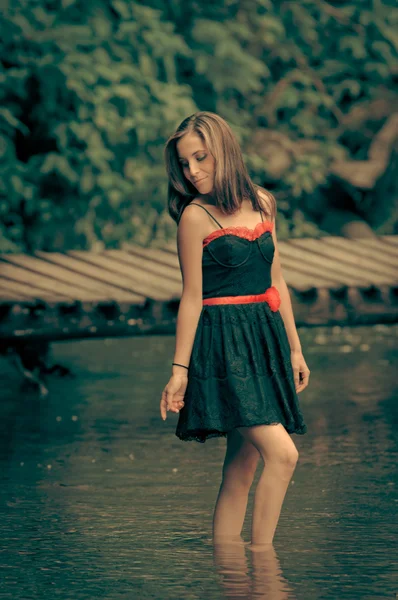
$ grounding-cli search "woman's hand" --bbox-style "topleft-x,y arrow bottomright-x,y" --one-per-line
291,350 -> 310,393
160,374 -> 188,421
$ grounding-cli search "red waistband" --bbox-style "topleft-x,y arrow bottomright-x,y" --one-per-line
202,286 -> 281,311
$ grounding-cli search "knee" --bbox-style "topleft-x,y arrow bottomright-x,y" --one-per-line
269,448 -> 299,472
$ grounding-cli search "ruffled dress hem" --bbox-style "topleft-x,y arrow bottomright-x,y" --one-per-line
176,420 -> 307,444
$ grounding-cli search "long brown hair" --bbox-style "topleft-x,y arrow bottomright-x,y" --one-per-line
164,111 -> 276,224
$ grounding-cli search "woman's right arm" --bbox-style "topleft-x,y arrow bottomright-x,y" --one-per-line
171,204 -> 205,377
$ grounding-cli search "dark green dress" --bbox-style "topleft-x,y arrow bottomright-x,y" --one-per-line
175,203 -> 307,443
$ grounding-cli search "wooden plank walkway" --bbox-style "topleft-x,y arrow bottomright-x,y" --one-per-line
0,235 -> 397,342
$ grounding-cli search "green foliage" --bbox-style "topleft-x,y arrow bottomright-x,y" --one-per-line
0,0 -> 196,251
0,0 -> 397,252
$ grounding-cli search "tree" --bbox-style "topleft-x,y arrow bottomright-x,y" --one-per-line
0,0 -> 397,253
0,0 -> 196,252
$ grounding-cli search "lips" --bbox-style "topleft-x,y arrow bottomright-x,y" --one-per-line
193,177 -> 207,184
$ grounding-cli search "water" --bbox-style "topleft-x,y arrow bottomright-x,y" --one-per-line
0,324 -> 397,600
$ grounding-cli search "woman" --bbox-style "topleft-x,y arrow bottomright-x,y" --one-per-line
159,111 -> 310,548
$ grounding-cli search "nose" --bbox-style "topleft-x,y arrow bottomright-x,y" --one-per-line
188,163 -> 200,178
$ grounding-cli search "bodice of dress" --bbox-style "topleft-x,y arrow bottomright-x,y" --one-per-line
187,203 -> 275,299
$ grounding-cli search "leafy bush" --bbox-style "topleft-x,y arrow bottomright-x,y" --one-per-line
0,0 -> 397,252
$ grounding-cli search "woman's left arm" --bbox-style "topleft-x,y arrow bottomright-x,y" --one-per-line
270,220 -> 311,393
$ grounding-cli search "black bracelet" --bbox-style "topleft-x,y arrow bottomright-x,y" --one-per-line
172,362 -> 189,370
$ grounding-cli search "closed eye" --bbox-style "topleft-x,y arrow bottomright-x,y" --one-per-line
180,154 -> 207,167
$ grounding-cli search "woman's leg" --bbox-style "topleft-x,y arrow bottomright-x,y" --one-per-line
237,423 -> 299,546
212,429 -> 261,542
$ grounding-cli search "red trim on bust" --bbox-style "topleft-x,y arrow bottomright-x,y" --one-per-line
203,286 -> 281,311
202,221 -> 273,247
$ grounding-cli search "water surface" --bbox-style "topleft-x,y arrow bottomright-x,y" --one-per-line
0,324 -> 397,599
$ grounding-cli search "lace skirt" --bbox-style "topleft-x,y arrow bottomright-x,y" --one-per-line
175,297 -> 307,443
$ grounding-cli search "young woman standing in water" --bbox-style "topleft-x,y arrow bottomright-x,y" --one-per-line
160,112 -> 310,549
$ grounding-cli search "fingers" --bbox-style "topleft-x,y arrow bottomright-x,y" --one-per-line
167,400 -> 185,413
160,390 -> 169,421
160,396 -> 167,421
160,390 -> 185,421
161,404 -> 184,421
295,370 -> 310,393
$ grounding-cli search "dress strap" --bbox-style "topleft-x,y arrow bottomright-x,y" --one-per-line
189,202 -> 224,229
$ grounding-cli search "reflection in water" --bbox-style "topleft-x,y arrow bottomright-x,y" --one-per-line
250,544 -> 294,600
213,537 -> 251,599
0,324 -> 397,599
213,538 -> 295,599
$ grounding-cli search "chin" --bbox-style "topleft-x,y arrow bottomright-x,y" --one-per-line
198,183 -> 213,194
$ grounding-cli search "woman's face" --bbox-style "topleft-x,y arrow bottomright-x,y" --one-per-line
176,132 -> 215,195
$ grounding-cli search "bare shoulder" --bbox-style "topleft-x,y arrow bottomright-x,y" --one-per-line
255,186 -> 276,222
177,199 -> 208,240
176,200 -> 205,298
179,198 -> 207,222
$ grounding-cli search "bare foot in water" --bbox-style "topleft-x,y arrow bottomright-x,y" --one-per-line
248,542 -> 274,552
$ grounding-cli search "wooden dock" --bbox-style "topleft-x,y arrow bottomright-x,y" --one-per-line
0,235 -> 397,343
